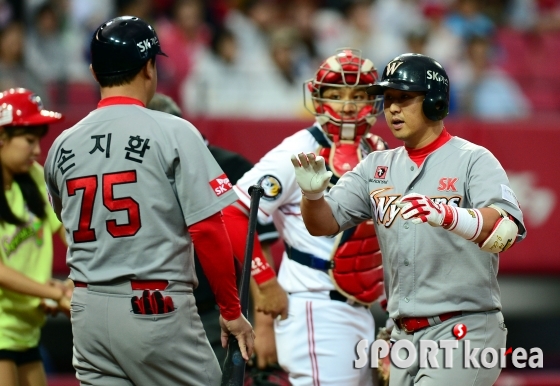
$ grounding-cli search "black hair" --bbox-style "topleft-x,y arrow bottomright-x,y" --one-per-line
210,27 -> 235,56
0,125 -> 48,225
95,58 -> 155,88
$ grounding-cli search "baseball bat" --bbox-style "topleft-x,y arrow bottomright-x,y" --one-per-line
221,184 -> 264,386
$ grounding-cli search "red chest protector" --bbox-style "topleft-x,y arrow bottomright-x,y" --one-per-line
307,126 -> 388,306
318,132 -> 389,179
329,221 -> 384,306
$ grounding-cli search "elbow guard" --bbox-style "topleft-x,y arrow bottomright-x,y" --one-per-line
479,205 -> 518,253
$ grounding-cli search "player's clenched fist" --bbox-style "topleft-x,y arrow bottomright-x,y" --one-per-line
397,193 -> 453,227
290,153 -> 333,200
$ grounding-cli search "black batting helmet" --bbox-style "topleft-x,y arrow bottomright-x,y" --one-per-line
91,16 -> 167,76
367,53 -> 450,121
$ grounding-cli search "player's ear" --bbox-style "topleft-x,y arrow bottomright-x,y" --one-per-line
89,64 -> 99,83
143,58 -> 156,81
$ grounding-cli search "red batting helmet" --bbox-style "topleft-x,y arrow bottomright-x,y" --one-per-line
0,88 -> 63,127
305,48 -> 383,138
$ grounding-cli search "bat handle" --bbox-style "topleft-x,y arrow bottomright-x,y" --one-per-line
220,336 -> 246,386
239,185 -> 264,316
221,184 -> 264,386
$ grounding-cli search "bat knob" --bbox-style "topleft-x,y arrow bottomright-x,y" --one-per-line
248,185 -> 264,197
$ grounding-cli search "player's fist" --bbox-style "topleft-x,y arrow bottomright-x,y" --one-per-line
290,153 -> 332,200
397,193 -> 452,227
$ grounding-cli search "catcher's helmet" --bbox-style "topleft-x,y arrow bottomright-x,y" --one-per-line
367,53 -> 449,121
305,48 -> 383,137
91,16 -> 167,76
0,88 -> 63,127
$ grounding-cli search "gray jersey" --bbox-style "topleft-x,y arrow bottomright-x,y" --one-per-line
44,104 -> 236,283
325,136 -> 526,319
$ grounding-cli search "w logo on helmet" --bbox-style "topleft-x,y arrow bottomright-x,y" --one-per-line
385,61 -> 403,76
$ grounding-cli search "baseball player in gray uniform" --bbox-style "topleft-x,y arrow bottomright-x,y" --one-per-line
43,16 -> 254,386
292,53 -> 526,386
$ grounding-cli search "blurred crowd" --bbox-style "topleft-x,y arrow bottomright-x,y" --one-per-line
2,0 -> 560,121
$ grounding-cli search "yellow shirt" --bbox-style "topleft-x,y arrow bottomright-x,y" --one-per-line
0,162 -> 62,350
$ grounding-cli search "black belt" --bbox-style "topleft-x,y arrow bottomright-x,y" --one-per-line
286,290 -> 367,308
329,290 -> 367,308
284,243 -> 333,271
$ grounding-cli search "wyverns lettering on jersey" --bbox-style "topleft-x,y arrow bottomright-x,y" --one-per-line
258,175 -> 282,201
210,173 -> 233,196
370,188 -> 461,228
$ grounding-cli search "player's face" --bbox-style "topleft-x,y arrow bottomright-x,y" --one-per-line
383,89 -> 433,147
0,132 -> 41,177
317,86 -> 371,120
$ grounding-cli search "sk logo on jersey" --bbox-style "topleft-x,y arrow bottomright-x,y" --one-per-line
258,175 -> 282,201
210,174 -> 233,196
438,177 -> 458,192
375,166 -> 388,179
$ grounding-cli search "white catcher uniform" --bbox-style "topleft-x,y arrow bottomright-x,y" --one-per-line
234,124 -> 376,386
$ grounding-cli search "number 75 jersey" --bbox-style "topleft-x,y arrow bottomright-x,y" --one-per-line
44,104 -> 236,284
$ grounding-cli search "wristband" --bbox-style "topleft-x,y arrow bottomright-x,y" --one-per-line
302,190 -> 324,200
251,257 -> 276,285
444,206 -> 483,241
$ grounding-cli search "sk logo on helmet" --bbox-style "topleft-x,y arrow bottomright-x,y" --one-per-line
386,61 -> 403,76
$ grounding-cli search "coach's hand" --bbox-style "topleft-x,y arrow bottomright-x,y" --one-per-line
255,278 -> 288,320
291,153 -> 332,200
220,314 -> 255,361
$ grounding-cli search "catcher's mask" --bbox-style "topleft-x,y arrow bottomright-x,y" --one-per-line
304,48 -> 383,140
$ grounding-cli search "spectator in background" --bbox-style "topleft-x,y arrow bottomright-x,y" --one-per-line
419,2 -> 462,70
25,2 -> 67,86
250,26 -> 311,118
453,35 -> 531,119
445,0 -> 495,40
373,0 -> 425,38
68,0 -> 115,84
505,0 -> 538,31
315,0 -> 407,73
287,0 -> 321,70
0,0 -> 16,28
115,0 -> 153,22
0,22 -> 45,100
157,0 -> 211,102
182,26 -> 309,119
224,0 -> 282,67
181,27 -> 250,117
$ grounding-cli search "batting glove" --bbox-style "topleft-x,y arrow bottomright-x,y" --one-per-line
131,290 -> 175,314
396,193 -> 453,227
290,153 -> 332,200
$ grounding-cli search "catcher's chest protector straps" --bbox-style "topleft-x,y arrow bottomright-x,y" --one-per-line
307,126 -> 365,180
329,221 -> 384,306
